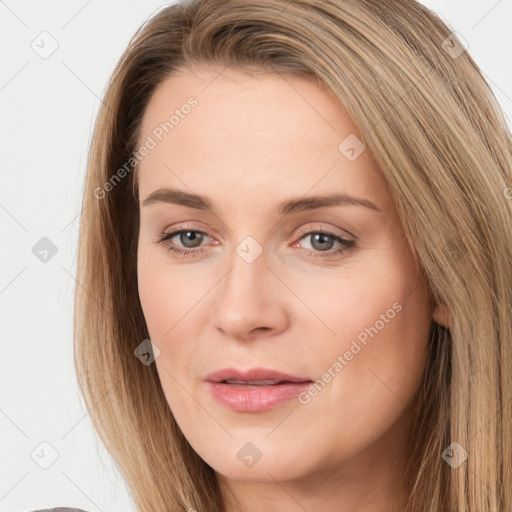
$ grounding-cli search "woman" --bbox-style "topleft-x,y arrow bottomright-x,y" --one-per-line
43,0 -> 512,510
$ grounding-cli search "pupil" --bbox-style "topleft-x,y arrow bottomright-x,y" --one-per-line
181,231 -> 202,248
311,233 -> 333,251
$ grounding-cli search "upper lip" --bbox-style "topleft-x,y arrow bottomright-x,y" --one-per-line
204,367 -> 312,384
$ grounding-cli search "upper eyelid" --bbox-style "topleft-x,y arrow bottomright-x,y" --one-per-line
164,219 -> 353,236
163,224 -> 349,237
162,225 -> 352,246
295,223 -> 354,239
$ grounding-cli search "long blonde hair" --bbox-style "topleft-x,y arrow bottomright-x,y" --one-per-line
74,1 -> 512,510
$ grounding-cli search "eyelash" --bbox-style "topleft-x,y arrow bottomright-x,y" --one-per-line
157,224 -> 355,259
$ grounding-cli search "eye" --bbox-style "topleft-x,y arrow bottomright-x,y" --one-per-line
157,227 -> 213,258
294,227 -> 355,258
156,224 -> 355,259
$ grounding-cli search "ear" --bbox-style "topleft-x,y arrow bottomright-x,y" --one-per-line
432,301 -> 450,328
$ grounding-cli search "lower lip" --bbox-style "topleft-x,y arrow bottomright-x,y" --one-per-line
206,381 -> 312,412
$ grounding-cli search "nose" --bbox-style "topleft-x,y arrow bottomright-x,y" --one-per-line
211,246 -> 290,341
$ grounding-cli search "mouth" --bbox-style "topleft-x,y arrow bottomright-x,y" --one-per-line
220,379 -> 301,388
204,367 -> 312,384
204,368 -> 313,412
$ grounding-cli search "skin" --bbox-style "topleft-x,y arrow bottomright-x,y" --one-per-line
136,65 -> 449,512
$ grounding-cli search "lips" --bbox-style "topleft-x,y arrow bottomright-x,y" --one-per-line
204,367 -> 313,412
204,367 -> 312,385
224,379 -> 285,386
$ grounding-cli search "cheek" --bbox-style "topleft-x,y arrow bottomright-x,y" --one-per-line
137,248 -> 205,338
137,257 -> 201,421
320,271 -> 431,422
284,286 -> 431,468
137,250 -> 212,397
305,257 -> 432,410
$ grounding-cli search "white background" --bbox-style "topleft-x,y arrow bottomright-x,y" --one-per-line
0,1 -> 511,511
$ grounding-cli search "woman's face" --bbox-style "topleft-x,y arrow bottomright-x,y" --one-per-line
136,66 -> 445,488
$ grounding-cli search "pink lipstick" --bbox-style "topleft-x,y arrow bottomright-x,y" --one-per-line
204,367 -> 313,412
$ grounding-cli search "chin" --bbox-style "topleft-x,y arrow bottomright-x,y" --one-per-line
196,440 -> 312,482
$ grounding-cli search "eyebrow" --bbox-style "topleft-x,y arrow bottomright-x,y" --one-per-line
141,187 -> 382,214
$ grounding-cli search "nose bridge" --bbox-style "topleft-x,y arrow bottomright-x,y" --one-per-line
211,235 -> 288,339
221,237 -> 269,307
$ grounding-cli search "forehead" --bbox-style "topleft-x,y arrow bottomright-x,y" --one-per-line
136,66 -> 390,211
140,66 -> 356,143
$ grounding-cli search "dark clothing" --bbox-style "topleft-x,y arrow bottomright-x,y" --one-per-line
31,509 -> 91,512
